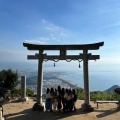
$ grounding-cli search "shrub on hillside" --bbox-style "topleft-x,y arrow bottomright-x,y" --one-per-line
11,88 -> 35,97
76,89 -> 120,101
11,88 -> 21,97
0,69 -> 19,90
26,88 -> 34,97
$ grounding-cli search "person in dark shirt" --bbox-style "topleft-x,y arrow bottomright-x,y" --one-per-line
57,86 -> 62,111
72,89 -> 77,111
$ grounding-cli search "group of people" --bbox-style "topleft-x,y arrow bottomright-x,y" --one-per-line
45,86 -> 77,112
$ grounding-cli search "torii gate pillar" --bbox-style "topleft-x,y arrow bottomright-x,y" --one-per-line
33,50 -> 44,111
81,50 -> 93,111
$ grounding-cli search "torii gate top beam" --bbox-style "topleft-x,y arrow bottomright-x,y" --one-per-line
23,42 -> 104,51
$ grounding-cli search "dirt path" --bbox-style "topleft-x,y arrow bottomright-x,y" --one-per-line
2,98 -> 120,120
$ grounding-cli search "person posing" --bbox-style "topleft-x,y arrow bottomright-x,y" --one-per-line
67,89 -> 73,112
72,89 -> 77,111
64,88 -> 68,112
45,88 -> 51,111
53,88 -> 58,111
50,87 -> 54,112
61,88 -> 65,112
57,86 -> 62,111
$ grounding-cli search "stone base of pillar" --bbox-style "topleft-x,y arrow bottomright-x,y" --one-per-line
0,117 -> 4,120
32,103 -> 44,111
0,107 -> 4,120
81,103 -> 94,112
18,97 -> 28,102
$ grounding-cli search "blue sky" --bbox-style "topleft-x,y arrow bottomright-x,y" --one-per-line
0,0 -> 120,67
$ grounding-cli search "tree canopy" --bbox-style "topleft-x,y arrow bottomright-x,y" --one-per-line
0,69 -> 19,90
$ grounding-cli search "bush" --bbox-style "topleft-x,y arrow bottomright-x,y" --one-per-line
0,69 -> 19,90
10,88 -> 35,97
11,88 -> 21,97
77,88 -> 84,100
77,89 -> 120,101
26,88 -> 34,97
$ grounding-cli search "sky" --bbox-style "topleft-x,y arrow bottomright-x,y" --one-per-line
0,0 -> 120,67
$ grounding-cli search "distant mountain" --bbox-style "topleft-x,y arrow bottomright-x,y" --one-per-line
104,85 -> 120,94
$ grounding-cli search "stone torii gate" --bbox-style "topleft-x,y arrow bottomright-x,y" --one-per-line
23,42 -> 104,111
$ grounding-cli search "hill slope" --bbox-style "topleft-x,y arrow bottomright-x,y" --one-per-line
105,85 -> 120,94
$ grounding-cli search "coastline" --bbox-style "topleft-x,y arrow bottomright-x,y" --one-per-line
56,76 -> 79,89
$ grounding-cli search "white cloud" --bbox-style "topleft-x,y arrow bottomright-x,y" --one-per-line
25,37 -> 49,44
41,19 -> 47,23
24,19 -> 69,44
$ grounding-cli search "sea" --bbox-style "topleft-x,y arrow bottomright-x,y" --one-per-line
1,61 -> 120,91
43,62 -> 120,91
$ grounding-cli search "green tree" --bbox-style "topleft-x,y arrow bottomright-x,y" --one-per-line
26,88 -> 34,97
77,87 -> 84,100
0,69 -> 19,90
11,88 -> 35,97
11,88 -> 21,97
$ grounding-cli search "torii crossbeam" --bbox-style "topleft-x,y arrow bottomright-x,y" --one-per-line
23,42 -> 104,111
